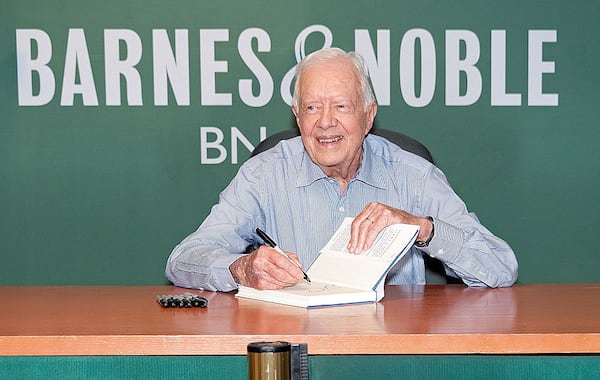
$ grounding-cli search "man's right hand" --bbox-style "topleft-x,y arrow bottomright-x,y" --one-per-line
229,246 -> 304,289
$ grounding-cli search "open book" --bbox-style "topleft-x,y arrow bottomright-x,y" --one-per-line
236,217 -> 420,308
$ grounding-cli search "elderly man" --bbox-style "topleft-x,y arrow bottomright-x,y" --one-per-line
166,47 -> 518,292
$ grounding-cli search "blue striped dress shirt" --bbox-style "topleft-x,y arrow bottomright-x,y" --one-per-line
166,134 -> 518,291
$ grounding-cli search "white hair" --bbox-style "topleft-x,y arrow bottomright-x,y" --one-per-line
291,47 -> 376,112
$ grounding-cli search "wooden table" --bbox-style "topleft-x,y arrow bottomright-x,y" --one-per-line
2,283 -> 600,356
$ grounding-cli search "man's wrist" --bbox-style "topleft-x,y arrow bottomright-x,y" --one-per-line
229,257 -> 245,285
415,216 -> 434,248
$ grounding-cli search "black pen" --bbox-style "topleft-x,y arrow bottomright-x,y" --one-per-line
255,228 -> 311,282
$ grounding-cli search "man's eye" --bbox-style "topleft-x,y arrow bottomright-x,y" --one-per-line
305,105 -> 319,114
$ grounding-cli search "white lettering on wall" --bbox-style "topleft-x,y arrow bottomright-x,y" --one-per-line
445,30 -> 482,106
400,29 -> 436,107
14,26 -> 559,108
355,29 -> 390,106
200,126 -> 267,164
200,126 -> 227,164
491,30 -> 521,106
200,29 -> 231,106
104,29 -> 143,106
528,30 -> 558,106
280,24 -> 334,106
61,28 -> 98,106
16,29 -> 55,106
152,29 -> 190,106
238,28 -> 273,107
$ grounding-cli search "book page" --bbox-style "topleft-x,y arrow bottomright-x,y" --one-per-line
237,281 -> 376,308
307,254 -> 388,290
308,217 -> 419,290
320,217 -> 417,260
268,281 -> 364,296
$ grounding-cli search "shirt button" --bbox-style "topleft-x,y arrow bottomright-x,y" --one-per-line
437,249 -> 444,255
339,206 -> 345,212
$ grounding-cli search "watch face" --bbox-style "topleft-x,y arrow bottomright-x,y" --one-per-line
415,216 -> 434,248
415,240 -> 426,248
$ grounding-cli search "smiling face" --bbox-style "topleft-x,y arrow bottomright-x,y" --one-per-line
292,59 -> 377,181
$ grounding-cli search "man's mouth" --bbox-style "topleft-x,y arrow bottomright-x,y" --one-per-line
317,136 -> 343,144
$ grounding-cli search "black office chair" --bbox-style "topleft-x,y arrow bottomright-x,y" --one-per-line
251,128 -> 435,163
250,128 -> 457,285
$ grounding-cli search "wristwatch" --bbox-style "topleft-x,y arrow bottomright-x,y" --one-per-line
414,216 -> 434,248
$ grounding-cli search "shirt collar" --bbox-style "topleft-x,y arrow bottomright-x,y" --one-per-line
295,136 -> 388,190
295,151 -> 326,187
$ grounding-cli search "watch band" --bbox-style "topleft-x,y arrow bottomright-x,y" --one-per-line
414,216 -> 434,248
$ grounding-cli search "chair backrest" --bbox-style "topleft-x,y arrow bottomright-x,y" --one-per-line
250,128 -> 455,285
251,128 -> 435,164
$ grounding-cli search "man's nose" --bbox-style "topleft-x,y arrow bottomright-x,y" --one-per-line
318,105 -> 337,129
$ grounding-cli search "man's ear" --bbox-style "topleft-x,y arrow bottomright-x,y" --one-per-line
365,103 -> 378,135
292,106 -> 302,128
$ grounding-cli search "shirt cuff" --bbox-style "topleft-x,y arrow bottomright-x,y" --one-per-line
424,217 -> 464,261
211,253 -> 245,292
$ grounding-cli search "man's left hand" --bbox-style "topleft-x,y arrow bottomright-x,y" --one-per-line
347,202 -> 433,254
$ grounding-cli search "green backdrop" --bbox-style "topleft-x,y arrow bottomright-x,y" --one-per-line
1,0 -> 598,285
